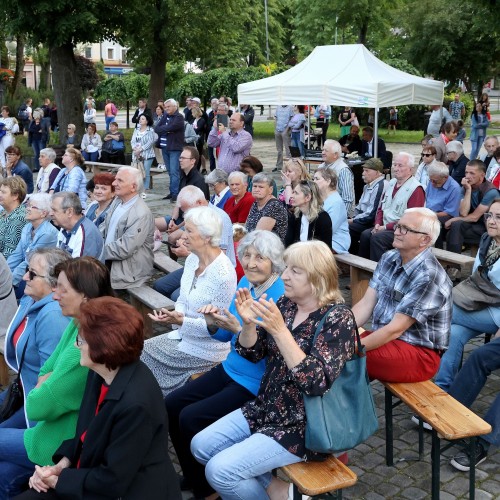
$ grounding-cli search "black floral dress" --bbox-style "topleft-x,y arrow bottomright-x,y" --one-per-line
235,296 -> 355,461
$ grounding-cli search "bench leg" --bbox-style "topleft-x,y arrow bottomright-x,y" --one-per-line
417,419 -> 424,460
431,430 -> 441,500
468,437 -> 476,500
385,388 -> 394,466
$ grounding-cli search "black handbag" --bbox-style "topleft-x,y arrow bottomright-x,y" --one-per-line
0,337 -> 29,422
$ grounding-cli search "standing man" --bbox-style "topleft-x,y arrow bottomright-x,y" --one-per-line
104,98 -> 118,131
207,112 -> 252,174
102,167 -> 154,291
353,208 -> 451,382
131,98 -> 153,129
449,94 -> 466,121
273,105 -> 294,172
239,105 -> 255,136
207,98 -> 219,171
155,99 -> 185,202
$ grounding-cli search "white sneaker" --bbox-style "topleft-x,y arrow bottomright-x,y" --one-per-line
141,193 -> 147,199
288,483 -> 310,500
157,164 -> 166,170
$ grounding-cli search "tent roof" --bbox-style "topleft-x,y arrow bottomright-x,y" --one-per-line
238,44 -> 443,107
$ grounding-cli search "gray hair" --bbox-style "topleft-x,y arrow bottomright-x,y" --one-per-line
211,98 -> 219,105
323,139 -> 342,155
27,192 -> 52,214
184,206 -> 222,247
217,103 -> 229,112
446,140 -> 464,155
177,185 -> 206,208
164,98 -> 178,109
206,169 -> 228,186
52,192 -> 83,215
237,230 -> 285,273
396,152 -> 415,169
228,171 -> 248,184
39,148 -> 57,162
117,166 -> 144,193
27,247 -> 72,287
404,207 -> 441,246
427,162 -> 449,178
252,172 -> 273,187
485,136 -> 499,146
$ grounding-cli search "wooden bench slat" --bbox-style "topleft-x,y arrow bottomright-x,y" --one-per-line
153,252 -> 183,274
334,253 -> 377,273
281,456 -> 357,496
383,380 -> 492,440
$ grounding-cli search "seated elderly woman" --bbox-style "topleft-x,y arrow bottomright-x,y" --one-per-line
4,145 -> 34,194
143,206 -> 237,395
84,173 -> 115,229
165,230 -> 285,500
313,167 -> 350,254
446,140 -> 469,185
223,171 -> 255,223
61,124 -> 81,150
0,257 -> 114,497
434,198 -> 500,392
240,156 -> 278,197
36,148 -> 61,194
0,248 -> 71,497
19,297 -> 180,500
8,194 -> 59,298
0,254 -> 16,346
287,180 -> 332,248
246,172 -> 288,243
0,176 -> 28,259
191,240 -> 356,499
206,168 -> 231,209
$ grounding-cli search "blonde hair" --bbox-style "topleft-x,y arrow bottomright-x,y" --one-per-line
293,181 -> 322,222
283,158 -> 310,187
284,241 -> 344,307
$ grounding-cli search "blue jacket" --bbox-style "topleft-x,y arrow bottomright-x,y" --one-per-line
4,293 -> 70,425
7,220 -> 59,285
212,276 -> 285,395
12,160 -> 34,194
154,111 -> 185,151
210,189 -> 232,210
470,113 -> 489,142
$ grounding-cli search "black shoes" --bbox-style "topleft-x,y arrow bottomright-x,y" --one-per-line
450,442 -> 488,471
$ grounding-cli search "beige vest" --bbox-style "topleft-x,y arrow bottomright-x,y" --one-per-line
382,176 -> 422,225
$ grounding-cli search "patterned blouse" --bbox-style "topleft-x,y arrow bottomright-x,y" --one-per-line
0,204 -> 27,258
236,296 -> 355,460
246,198 -> 288,243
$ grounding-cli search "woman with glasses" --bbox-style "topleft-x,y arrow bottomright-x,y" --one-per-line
287,180 -> 333,249
415,145 -> 437,188
49,147 -> 88,209
7,193 -> 59,299
0,256 -> 115,497
21,297 -> 181,499
435,198 -> 500,392
206,169 -> 231,209
62,124 -> 81,150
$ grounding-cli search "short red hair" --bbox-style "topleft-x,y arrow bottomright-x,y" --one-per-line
93,172 -> 115,190
78,297 -> 144,370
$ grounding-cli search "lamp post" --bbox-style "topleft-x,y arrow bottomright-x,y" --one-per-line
5,37 -> 17,70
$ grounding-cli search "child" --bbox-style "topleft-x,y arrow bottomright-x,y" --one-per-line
456,119 -> 466,143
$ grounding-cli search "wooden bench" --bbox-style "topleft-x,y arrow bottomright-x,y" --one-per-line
85,161 -> 165,188
334,253 -> 376,305
280,455 -> 357,499
383,380 -> 492,499
153,251 -> 183,274
431,248 -> 475,277
128,286 -> 175,338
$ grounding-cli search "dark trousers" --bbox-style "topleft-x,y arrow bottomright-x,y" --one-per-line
208,146 -> 216,171
434,214 -> 452,249
153,267 -> 183,301
349,220 -> 373,255
359,228 -> 395,262
165,364 -> 254,497
446,220 -> 485,253
100,150 -> 125,165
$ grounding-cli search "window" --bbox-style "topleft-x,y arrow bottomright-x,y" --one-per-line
121,49 -> 127,63
107,48 -> 114,60
84,47 -> 92,58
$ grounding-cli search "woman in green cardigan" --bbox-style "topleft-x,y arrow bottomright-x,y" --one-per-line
0,256 -> 114,497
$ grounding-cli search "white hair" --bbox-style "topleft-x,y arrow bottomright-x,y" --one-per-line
446,140 -> 464,155
177,185 -> 206,208
164,98 -> 178,109
396,152 -> 415,169
118,166 -> 144,193
324,139 -> 342,155
237,230 -> 285,273
184,206 -> 222,247
404,207 -> 441,245
228,171 -> 248,184
427,162 -> 449,178
27,192 -> 52,214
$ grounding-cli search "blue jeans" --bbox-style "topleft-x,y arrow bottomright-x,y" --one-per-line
191,409 -> 301,500
153,267 -> 183,302
31,140 -> 43,171
143,158 -> 154,190
291,132 -> 305,157
470,136 -> 486,160
434,304 -> 498,391
105,116 -> 115,131
162,149 -> 181,197
82,150 -> 99,163
449,338 -> 500,446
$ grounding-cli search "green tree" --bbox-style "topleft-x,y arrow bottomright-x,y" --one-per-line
94,73 -> 150,106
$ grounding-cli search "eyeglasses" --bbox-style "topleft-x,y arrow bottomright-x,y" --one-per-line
25,266 -> 47,281
75,334 -> 87,347
26,205 -> 42,211
422,153 -> 434,157
394,223 -> 429,236
484,213 -> 500,223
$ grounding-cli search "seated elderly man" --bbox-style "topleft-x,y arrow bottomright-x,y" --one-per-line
348,158 -> 388,254
102,166 -> 155,290
223,171 -> 255,224
425,161 -> 461,248
352,208 -> 452,382
444,160 -> 499,254
359,152 -> 425,262
446,140 -> 469,185
51,191 -> 103,258
154,185 -> 235,301
319,139 -> 355,217
245,172 -> 288,242
482,136 -> 499,172
339,125 -> 362,155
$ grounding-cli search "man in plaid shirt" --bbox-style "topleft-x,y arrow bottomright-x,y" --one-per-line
352,207 -> 452,382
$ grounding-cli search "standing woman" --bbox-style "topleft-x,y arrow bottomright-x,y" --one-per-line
83,100 -> 96,126
49,148 -> 88,209
0,106 -> 15,169
314,104 -> 331,149
288,106 -> 306,158
288,180 -> 332,248
153,104 -> 165,169
191,240 -> 356,499
470,102 -> 490,160
313,167 -> 351,254
192,107 -> 206,172
479,92 -> 491,120
36,148 -> 61,193
131,114 -> 155,193
80,123 -> 102,164
338,106 -> 357,137
28,111 -> 45,173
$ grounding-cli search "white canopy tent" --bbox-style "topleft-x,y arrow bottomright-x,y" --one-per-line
238,44 -> 444,156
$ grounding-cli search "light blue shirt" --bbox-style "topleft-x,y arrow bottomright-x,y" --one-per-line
323,191 -> 350,253
425,176 -> 461,217
275,105 -> 294,133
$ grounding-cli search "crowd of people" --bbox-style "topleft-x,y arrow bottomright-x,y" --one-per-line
0,91 -> 498,499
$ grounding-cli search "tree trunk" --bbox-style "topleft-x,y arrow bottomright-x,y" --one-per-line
50,44 -> 84,141
10,35 -> 25,98
358,21 -> 368,45
148,45 -> 167,107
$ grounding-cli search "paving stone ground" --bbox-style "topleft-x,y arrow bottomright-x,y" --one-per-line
123,136 -> 500,499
